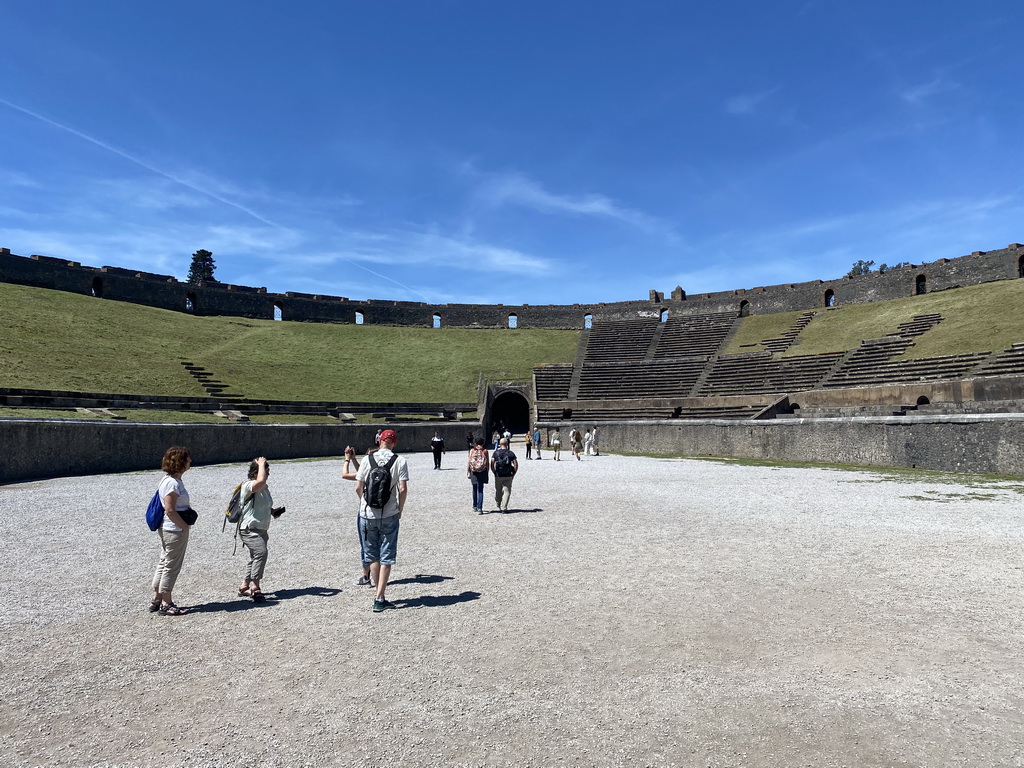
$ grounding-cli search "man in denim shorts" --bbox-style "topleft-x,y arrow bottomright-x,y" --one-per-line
355,429 -> 409,612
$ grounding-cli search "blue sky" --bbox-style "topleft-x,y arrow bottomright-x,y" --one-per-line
2,2 -> 1023,306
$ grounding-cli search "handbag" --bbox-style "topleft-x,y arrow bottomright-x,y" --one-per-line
179,507 -> 199,526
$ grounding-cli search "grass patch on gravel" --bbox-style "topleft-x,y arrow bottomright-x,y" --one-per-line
636,453 -> 1024,486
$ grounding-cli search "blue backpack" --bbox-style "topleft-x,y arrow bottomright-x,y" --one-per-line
146,490 -> 164,531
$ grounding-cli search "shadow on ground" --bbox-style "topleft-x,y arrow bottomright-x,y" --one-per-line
187,585 -> 341,613
392,591 -> 482,609
390,574 -> 454,586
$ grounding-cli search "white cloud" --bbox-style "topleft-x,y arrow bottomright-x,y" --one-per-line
470,169 -> 669,235
725,87 -> 780,115
899,76 -> 958,106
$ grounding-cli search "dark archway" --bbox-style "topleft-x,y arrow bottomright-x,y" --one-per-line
915,274 -> 927,295
489,391 -> 531,434
739,300 -> 750,317
91,276 -> 103,298
186,291 -> 197,312
274,303 -> 283,321
823,289 -> 835,307
916,395 -> 930,406
660,309 -> 669,322
1019,255 -> 1024,278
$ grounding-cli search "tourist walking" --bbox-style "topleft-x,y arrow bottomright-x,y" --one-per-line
467,438 -> 490,513
533,426 -> 542,460
490,437 -> 519,512
150,446 -> 196,616
570,428 -> 583,460
551,428 -> 562,461
584,428 -> 594,455
430,430 -> 445,470
354,429 -> 409,612
237,456 -> 285,602
592,426 -> 600,456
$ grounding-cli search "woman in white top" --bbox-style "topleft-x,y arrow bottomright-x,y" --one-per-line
150,446 -> 193,616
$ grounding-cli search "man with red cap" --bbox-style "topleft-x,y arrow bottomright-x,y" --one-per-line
354,429 -> 409,612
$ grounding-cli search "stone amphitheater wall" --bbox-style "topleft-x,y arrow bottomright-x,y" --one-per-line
2,243 -> 1022,328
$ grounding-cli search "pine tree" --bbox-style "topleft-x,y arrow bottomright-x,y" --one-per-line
187,249 -> 216,284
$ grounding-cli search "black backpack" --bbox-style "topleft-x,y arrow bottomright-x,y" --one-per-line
493,450 -> 515,477
363,453 -> 398,508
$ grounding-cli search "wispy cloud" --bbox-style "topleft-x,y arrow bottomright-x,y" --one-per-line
898,76 -> 959,106
0,97 -> 281,228
468,168 -> 671,236
725,87 -> 780,115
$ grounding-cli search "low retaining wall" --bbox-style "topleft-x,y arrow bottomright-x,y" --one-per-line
0,420 -> 478,484
5,415 -> 1024,484
590,415 -> 1024,476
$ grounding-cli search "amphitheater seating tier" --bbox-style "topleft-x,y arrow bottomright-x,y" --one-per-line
696,352 -> 845,397
533,365 -> 573,400
652,313 -> 738,358
584,319 -> 659,361
576,358 -> 707,400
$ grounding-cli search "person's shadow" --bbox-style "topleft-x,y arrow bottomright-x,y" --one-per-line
392,591 -> 482,609
187,585 -> 341,613
389,574 -> 454,586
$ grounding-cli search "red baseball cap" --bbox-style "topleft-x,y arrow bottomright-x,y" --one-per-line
379,429 -> 398,444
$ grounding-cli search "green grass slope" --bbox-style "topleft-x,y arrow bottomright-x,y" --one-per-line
0,283 -> 579,402
722,279 -> 1024,360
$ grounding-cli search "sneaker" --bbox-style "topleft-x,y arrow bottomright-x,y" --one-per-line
373,599 -> 396,612
355,575 -> 372,586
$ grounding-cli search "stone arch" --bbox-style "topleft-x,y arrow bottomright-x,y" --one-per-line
489,390 -> 531,433
915,274 -> 927,295
1019,255 -> 1024,278
508,313 -> 518,329
739,300 -> 751,317
185,291 -> 197,313
823,289 -> 836,307
432,313 -> 441,328
355,311 -> 364,325
916,395 -> 930,406
660,309 -> 669,323
584,313 -> 593,329
273,303 -> 283,321
90,276 -> 104,298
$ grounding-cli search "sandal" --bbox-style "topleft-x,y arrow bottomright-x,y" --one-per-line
237,586 -> 252,597
159,602 -> 188,616
250,589 -> 265,602
148,599 -> 161,613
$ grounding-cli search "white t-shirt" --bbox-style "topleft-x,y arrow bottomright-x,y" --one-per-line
356,448 -> 409,519
158,475 -> 190,532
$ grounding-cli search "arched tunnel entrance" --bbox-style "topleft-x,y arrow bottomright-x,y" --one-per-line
489,391 -> 531,435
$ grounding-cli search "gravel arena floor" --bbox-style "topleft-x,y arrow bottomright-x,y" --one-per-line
3,449 -> 1024,768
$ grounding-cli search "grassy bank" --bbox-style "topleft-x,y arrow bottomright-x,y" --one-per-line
0,282 -> 578,401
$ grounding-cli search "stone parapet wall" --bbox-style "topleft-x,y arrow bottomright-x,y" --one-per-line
3,243 -> 1022,328
564,415 -> 1024,476
0,420 -> 477,484
4,413 -> 1022,483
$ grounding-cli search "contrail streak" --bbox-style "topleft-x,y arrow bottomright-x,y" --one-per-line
0,97 -> 279,228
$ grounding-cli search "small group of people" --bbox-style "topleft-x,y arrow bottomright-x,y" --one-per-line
150,423 -> 599,615
542,425 -> 599,461
466,436 -> 519,513
150,447 -> 284,617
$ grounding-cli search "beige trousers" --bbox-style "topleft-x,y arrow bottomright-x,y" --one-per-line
152,527 -> 190,594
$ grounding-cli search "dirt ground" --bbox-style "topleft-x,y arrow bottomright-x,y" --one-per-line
2,451 -> 1024,767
